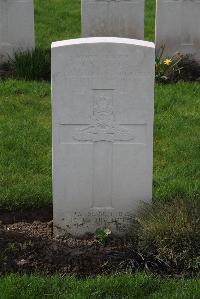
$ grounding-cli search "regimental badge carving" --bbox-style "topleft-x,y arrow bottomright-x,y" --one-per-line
73,90 -> 135,142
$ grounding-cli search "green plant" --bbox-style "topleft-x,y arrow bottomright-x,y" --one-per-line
6,48 -> 51,81
156,46 -> 183,83
155,46 -> 200,83
136,200 -> 200,274
95,227 -> 111,245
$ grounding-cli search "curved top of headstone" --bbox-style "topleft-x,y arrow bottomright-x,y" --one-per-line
51,37 -> 155,49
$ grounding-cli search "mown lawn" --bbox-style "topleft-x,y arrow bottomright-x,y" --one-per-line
0,81 -> 51,209
34,0 -> 155,49
35,0 -> 81,49
1,273 -> 200,299
0,80 -> 199,210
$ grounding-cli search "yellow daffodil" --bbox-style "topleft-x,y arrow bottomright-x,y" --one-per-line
164,58 -> 172,66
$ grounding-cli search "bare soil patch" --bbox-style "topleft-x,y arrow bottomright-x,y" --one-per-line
0,209 -> 184,277
0,220 -> 139,276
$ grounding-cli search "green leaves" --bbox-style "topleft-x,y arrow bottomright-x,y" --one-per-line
95,227 -> 112,245
155,46 -> 200,83
6,49 -> 51,81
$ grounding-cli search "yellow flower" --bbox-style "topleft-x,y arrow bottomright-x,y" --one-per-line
164,58 -> 172,66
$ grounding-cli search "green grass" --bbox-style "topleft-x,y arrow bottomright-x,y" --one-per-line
0,80 -> 199,210
34,0 -> 155,49
35,0 -> 81,49
0,81 -> 51,209
145,0 -> 156,41
154,83 -> 200,201
0,273 -> 200,299
0,1 -> 199,209
0,0 -> 199,210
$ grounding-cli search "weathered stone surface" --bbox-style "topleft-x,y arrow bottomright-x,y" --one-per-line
156,0 -> 200,60
52,37 -> 155,236
0,0 -> 35,62
81,0 -> 144,39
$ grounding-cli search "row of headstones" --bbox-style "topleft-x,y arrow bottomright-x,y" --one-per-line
83,0 -> 200,60
1,0 -> 200,62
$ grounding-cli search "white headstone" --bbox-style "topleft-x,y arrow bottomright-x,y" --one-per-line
156,0 -> 200,60
52,37 -> 155,236
0,0 -> 35,62
81,0 -> 144,39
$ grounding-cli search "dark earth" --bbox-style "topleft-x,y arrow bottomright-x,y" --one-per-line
0,207 -> 185,277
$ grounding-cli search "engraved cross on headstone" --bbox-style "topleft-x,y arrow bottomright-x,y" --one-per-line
71,89 -> 136,209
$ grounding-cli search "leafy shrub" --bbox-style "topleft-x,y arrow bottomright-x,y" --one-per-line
5,48 -> 51,81
155,46 -> 200,83
136,200 -> 200,275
